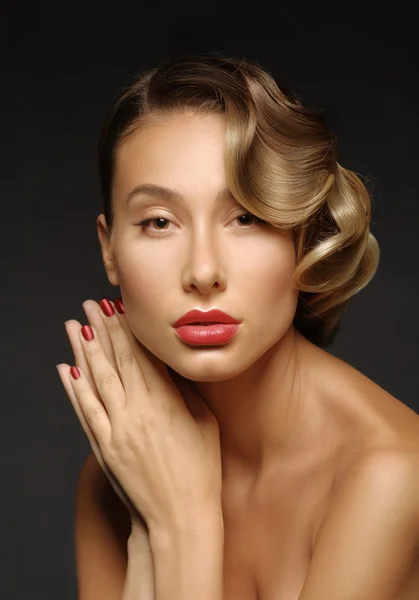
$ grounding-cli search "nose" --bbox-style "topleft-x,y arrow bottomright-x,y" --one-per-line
181,229 -> 227,295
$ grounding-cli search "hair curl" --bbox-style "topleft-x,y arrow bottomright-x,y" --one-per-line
97,53 -> 380,348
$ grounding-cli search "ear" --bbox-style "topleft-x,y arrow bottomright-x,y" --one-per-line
97,214 -> 120,286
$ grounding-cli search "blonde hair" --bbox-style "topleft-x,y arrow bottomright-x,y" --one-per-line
98,53 -> 380,347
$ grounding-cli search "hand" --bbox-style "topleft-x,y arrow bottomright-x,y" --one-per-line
56,298 -> 223,534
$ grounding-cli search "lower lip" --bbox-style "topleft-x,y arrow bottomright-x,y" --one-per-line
173,323 -> 240,345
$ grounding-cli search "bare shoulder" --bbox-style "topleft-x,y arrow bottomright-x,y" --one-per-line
304,347 -> 419,599
305,345 -> 419,569
75,452 -> 132,599
346,366 -> 419,453
312,339 -> 419,457
307,339 -> 419,503
301,442 -> 419,600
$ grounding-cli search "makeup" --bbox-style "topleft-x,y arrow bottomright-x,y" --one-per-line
173,323 -> 240,345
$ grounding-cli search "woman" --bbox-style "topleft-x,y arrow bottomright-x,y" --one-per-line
56,54 -> 419,600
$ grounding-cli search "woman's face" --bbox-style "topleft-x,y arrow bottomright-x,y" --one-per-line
99,112 -> 299,382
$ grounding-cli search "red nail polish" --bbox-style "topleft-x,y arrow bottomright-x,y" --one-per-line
70,366 -> 80,380
114,297 -> 125,314
100,298 -> 115,317
81,325 -> 94,341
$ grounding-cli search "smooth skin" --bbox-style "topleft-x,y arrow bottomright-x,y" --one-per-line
60,299 -> 224,600
61,304 -> 419,600
58,112 -> 419,599
60,300 -> 222,533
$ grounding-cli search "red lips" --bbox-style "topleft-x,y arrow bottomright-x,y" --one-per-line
173,309 -> 241,328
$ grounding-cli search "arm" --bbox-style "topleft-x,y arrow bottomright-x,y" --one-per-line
299,450 -> 419,600
75,453 -> 132,599
75,453 -> 155,600
125,509 -> 225,600
122,522 -> 155,600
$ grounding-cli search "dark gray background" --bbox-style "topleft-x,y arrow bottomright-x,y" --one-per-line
2,3 -> 417,598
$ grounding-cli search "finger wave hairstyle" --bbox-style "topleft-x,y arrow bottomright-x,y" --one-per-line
98,54 -> 380,348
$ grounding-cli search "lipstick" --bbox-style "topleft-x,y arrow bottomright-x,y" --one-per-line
172,309 -> 241,346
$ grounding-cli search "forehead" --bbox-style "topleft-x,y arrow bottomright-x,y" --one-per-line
112,112 -> 228,203
118,112 -> 225,168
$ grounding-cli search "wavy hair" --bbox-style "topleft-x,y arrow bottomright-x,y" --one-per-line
97,53 -> 380,348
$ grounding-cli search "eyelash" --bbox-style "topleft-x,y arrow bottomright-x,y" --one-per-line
135,212 -> 265,232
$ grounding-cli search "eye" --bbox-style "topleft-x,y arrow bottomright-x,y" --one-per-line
134,211 -> 265,233
135,216 -> 173,231
235,212 -> 265,227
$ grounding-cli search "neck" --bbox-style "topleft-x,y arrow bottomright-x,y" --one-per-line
193,326 -> 324,480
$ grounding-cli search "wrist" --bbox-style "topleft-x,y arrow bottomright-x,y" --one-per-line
149,515 -> 224,600
128,521 -> 151,556
149,508 -> 224,551
148,500 -> 224,540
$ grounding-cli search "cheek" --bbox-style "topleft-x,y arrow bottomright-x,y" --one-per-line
114,231 -> 297,310
235,239 -> 297,301
114,245 -> 173,309
240,251 -> 298,344
244,266 -> 298,328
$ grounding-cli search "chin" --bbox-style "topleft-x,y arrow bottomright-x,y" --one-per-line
165,356 -> 253,383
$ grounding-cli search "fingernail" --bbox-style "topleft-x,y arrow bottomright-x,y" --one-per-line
81,325 -> 94,341
114,297 -> 125,314
99,298 -> 115,317
70,366 -> 80,380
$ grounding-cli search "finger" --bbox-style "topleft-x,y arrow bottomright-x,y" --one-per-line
56,363 -> 141,519
79,324 -> 127,419
56,363 -> 100,454
57,363 -> 111,452
94,299 -> 149,401
97,298 -> 179,415
65,320 -> 101,399
103,298 -> 173,395
82,300 -> 118,371
65,299 -> 121,397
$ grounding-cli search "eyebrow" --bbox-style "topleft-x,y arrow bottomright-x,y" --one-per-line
126,183 -> 234,205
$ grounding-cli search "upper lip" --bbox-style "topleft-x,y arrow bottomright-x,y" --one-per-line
173,309 -> 241,327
